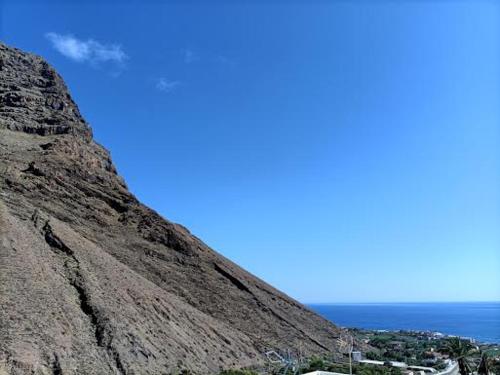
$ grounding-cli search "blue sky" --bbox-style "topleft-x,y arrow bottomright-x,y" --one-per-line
2,0 -> 499,303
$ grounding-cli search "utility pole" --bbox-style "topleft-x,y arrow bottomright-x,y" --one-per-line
337,331 -> 354,375
348,335 -> 353,375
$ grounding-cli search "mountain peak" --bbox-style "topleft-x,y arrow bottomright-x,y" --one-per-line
0,41 -> 92,140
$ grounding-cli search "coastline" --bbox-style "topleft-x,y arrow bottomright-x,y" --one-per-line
308,301 -> 500,345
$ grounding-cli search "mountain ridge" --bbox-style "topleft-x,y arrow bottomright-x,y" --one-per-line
0,41 -> 342,375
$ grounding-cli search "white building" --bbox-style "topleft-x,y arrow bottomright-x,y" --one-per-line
352,351 -> 362,362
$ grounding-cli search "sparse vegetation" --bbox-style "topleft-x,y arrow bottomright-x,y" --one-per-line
219,370 -> 258,375
295,357 -> 403,375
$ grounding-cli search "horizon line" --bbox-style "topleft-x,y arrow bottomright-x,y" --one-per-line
304,300 -> 500,305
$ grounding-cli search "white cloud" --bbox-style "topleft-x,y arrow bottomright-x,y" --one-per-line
183,49 -> 198,64
213,55 -> 235,66
45,32 -> 127,65
155,78 -> 180,93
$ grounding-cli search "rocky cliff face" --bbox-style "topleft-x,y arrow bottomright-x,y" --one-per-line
0,42 -> 341,375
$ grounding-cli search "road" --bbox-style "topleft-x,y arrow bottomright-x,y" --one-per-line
436,361 -> 459,375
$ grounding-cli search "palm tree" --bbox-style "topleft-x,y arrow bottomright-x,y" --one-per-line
477,351 -> 490,375
441,337 -> 476,375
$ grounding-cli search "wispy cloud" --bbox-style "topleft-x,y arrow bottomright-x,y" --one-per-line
213,55 -> 235,66
45,32 -> 127,66
183,49 -> 198,64
155,78 -> 180,93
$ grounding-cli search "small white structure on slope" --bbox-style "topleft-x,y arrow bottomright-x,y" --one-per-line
351,351 -> 362,362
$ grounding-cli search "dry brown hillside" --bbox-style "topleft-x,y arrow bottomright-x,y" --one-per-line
0,41 -> 342,375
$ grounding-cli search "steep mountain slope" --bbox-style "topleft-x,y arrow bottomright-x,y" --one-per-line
0,42 -> 341,374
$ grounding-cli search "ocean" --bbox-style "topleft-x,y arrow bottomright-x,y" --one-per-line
308,302 -> 500,343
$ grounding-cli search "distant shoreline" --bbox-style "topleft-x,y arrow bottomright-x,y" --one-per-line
349,328 -> 500,346
308,301 -> 500,344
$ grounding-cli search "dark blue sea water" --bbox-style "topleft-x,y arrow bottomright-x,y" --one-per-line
308,302 -> 500,343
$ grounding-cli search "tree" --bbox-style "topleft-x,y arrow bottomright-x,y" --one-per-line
356,365 -> 402,375
440,337 -> 476,375
477,351 -> 490,375
301,356 -> 326,373
365,351 -> 382,361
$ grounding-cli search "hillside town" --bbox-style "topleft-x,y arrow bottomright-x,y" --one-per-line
217,330 -> 500,375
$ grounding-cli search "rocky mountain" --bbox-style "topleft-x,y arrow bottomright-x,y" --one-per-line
0,41 -> 342,375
